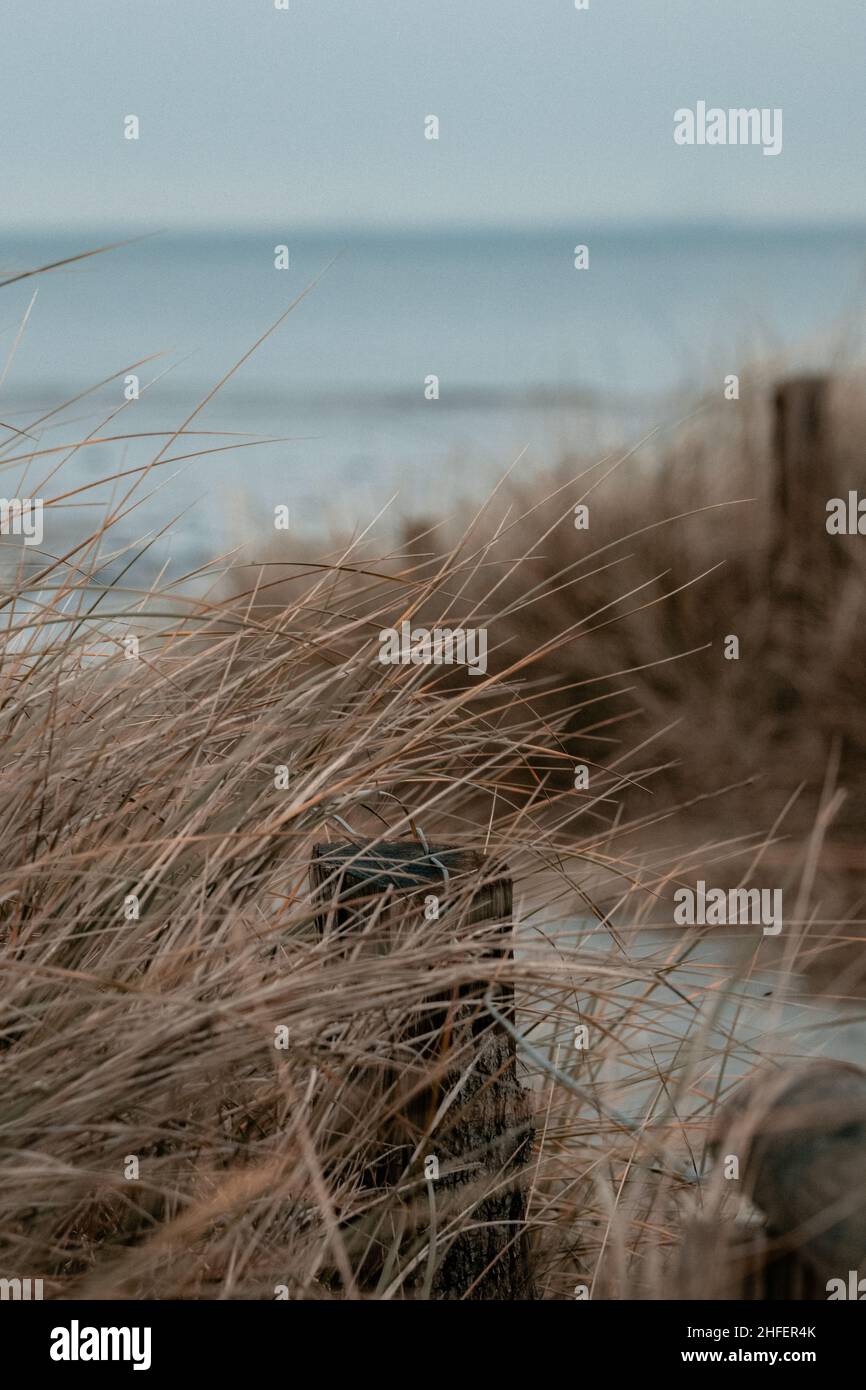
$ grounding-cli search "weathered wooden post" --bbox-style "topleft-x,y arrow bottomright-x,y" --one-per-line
400,516 -> 438,566
767,375 -> 833,717
310,841 -> 535,1299
772,376 -> 831,538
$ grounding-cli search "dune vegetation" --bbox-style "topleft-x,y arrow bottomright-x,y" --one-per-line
1,255 -> 863,1299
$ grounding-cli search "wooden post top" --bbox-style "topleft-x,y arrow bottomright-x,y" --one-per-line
312,841 -> 486,892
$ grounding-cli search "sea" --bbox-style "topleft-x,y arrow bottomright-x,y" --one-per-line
1,223 -> 865,570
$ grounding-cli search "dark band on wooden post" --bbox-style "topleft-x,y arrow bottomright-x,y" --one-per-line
310,841 -> 535,1299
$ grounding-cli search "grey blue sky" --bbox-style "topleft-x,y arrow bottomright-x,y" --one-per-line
3,0 -> 864,229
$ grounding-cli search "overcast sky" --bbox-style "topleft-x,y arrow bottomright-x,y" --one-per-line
3,0 -> 864,230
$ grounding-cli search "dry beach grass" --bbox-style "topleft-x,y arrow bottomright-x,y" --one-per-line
0,251 -> 864,1299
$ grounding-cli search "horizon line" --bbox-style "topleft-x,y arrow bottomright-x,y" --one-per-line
3,215 -> 866,240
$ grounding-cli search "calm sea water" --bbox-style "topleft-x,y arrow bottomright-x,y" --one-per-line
1,225 -> 865,566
